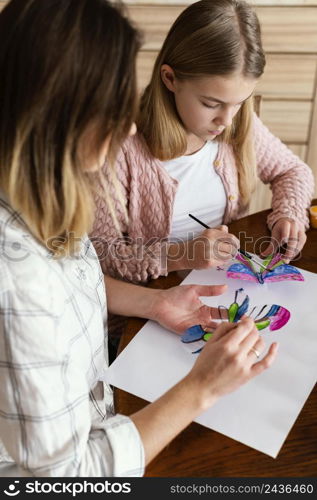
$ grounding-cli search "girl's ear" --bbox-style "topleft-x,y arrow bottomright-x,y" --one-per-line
160,64 -> 177,92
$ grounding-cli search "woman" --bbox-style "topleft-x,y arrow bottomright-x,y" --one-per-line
0,0 -> 277,476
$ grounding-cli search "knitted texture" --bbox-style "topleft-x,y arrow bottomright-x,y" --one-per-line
91,113 -> 314,282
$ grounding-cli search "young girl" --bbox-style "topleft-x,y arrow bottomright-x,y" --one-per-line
0,0 -> 277,477
91,0 -> 314,283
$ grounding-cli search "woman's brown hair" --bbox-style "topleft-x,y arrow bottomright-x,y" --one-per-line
138,0 -> 265,205
0,0 -> 141,255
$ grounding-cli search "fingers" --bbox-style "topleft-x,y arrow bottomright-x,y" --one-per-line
277,221 -> 298,262
195,305 -> 225,329
261,222 -> 289,258
200,320 -> 221,331
239,324 -> 262,353
212,317 -> 255,342
223,317 -> 256,344
261,218 -> 306,263
261,239 -> 278,257
216,235 -> 240,258
251,342 -> 279,376
200,306 -> 227,322
298,230 -> 307,252
216,240 -> 238,259
281,240 -> 298,263
210,320 -> 239,340
246,335 -> 265,361
218,307 -> 229,320
210,306 -> 228,320
216,225 -> 229,233
202,229 -> 240,259
282,230 -> 306,263
191,284 -> 227,297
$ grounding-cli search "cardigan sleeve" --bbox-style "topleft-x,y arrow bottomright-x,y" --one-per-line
253,113 -> 314,230
90,143 -> 168,283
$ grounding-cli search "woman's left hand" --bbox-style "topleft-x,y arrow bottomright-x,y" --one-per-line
150,284 -> 227,334
261,217 -> 306,263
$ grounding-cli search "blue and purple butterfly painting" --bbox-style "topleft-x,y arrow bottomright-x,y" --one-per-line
181,288 -> 290,354
227,253 -> 304,285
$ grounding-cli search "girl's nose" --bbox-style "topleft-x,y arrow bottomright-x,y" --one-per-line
214,107 -> 235,127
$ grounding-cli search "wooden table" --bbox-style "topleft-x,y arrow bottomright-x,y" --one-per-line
115,205 -> 317,477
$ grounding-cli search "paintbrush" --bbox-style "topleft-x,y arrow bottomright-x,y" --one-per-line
188,213 -> 269,270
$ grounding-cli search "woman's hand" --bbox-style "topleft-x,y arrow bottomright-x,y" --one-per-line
131,317 -> 277,466
167,225 -> 239,272
187,318 -> 278,410
149,284 -> 227,334
261,217 -> 306,263
105,276 -> 227,331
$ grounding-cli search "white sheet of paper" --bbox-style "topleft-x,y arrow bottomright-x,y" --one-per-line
103,262 -> 317,458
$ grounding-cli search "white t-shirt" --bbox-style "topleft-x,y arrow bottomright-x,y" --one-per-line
162,141 -> 227,241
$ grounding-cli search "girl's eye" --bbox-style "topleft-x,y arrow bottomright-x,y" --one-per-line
202,102 -> 219,109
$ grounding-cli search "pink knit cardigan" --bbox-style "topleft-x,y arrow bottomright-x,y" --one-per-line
91,113 -> 314,282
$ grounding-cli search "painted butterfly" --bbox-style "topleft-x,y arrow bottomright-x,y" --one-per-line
181,288 -> 290,354
227,253 -> 304,284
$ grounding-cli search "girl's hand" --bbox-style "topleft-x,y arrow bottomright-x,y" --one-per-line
167,226 -> 239,271
187,318 -> 278,410
150,284 -> 227,334
261,217 -> 306,263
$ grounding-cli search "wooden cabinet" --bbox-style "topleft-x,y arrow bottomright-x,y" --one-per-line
1,0 -> 316,213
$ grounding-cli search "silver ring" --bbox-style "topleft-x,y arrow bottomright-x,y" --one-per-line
250,347 -> 260,359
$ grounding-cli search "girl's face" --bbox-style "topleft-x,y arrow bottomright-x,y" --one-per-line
161,67 -> 258,144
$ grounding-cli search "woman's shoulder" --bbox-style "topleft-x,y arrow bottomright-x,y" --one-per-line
0,212 -> 65,309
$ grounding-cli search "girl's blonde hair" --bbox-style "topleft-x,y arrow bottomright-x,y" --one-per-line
0,0 -> 140,256
138,0 -> 265,205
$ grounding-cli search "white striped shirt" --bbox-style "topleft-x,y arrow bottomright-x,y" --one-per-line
0,195 -> 144,477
